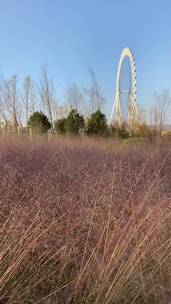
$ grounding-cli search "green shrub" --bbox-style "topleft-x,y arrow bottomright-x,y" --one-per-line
86,110 -> 107,136
65,109 -> 85,135
118,122 -> 129,139
108,124 -> 119,137
54,117 -> 67,134
27,111 -> 51,133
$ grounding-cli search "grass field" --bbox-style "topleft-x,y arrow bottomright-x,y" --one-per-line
0,136 -> 171,304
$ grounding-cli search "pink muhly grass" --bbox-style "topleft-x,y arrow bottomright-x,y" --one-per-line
0,136 -> 170,303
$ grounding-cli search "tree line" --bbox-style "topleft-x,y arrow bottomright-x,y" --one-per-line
0,66 -> 170,138
27,108 -> 171,140
28,109 -> 113,136
0,67 -> 105,130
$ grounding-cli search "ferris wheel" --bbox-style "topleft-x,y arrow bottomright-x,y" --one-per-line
110,47 -> 138,126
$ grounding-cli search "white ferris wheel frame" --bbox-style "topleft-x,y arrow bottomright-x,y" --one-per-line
110,47 -> 137,125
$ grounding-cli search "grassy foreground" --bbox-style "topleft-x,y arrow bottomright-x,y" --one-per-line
0,136 -> 171,304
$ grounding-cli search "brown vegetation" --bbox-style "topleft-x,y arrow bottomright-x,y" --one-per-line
0,137 -> 171,303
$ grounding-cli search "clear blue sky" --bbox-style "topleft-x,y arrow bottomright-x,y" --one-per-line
0,0 -> 171,118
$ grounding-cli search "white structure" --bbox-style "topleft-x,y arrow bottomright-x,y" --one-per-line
110,47 -> 138,126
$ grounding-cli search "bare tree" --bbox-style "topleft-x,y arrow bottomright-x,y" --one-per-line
55,104 -> 70,119
0,80 -> 7,128
39,66 -> 55,127
151,90 -> 171,134
3,75 -> 19,129
22,76 -> 36,125
137,104 -> 146,124
86,69 -> 105,113
65,83 -> 85,113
